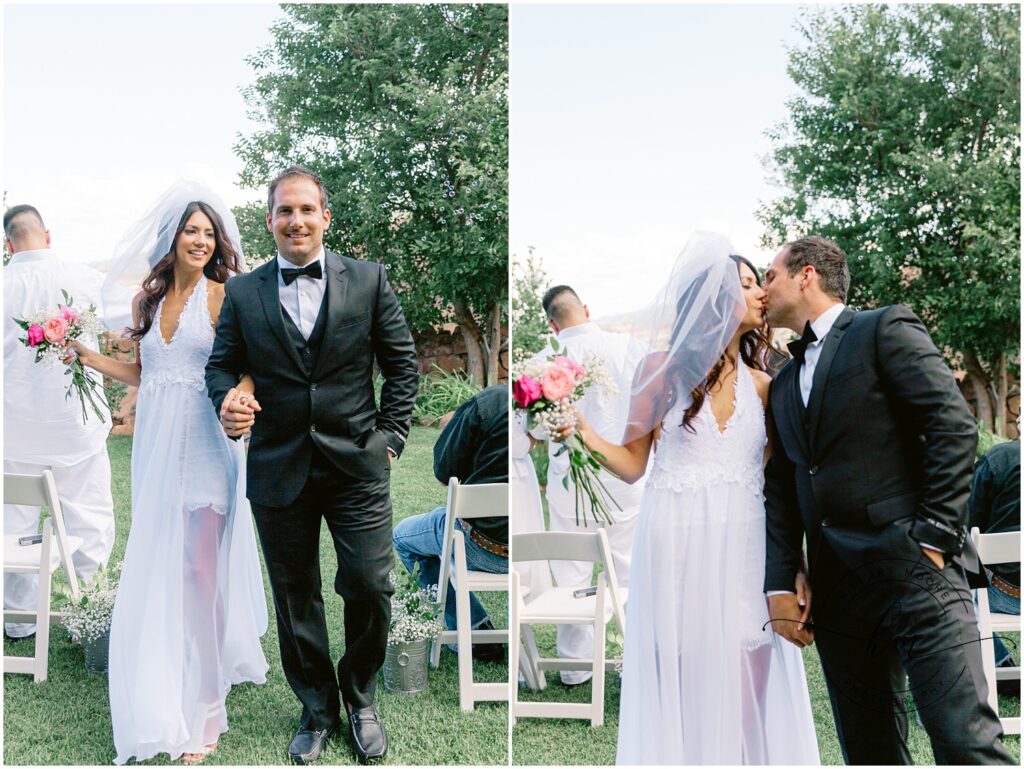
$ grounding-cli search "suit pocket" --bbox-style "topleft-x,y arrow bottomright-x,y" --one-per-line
337,311 -> 370,329
865,491 -> 919,526
346,408 -> 377,437
828,361 -> 865,386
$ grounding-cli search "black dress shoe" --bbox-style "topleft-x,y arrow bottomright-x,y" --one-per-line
471,619 -> 506,663
288,726 -> 333,765
346,704 -> 387,763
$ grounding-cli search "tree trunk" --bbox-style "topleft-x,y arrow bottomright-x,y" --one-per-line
996,352 -> 1008,436
485,301 -> 502,387
453,300 -> 486,387
964,352 -> 994,431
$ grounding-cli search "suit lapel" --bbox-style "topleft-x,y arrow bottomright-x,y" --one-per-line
310,250 -> 349,380
806,307 -> 856,449
257,263 -> 306,372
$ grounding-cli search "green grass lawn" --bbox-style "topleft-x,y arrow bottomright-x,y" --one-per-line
4,428 -> 508,765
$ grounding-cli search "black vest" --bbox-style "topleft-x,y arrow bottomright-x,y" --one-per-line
281,295 -> 329,376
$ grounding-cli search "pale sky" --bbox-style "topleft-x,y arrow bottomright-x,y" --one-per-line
510,3 -> 809,319
3,3 -> 283,266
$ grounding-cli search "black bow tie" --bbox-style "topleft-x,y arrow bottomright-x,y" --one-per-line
281,261 -> 323,285
787,321 -> 818,364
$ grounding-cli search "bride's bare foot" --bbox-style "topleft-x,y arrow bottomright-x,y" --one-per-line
182,744 -> 217,765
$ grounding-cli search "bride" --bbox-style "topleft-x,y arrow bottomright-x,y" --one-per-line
559,233 -> 819,764
66,181 -> 269,765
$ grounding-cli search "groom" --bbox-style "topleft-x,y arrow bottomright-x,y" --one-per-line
206,165 -> 419,764
762,236 -> 1013,764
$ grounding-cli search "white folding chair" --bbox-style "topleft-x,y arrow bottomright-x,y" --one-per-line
972,527 -> 1021,735
4,470 -> 83,682
510,529 -> 627,727
430,478 -> 510,711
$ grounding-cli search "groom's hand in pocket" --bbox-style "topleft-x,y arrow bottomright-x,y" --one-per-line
220,387 -> 261,437
768,592 -> 815,648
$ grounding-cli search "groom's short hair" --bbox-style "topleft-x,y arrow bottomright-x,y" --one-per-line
3,204 -> 46,239
783,236 -> 850,302
267,165 -> 330,213
543,285 -> 583,323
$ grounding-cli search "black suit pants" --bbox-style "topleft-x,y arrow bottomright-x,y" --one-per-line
812,532 -> 1013,765
252,449 -> 394,731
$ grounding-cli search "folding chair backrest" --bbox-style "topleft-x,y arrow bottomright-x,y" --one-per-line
4,471 -> 79,599
973,529 -> 1020,567
511,531 -> 603,565
450,480 -> 509,521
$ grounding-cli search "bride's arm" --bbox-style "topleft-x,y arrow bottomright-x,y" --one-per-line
555,412 -> 655,484
63,293 -> 144,388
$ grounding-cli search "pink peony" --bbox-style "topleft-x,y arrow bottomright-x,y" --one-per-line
513,375 -> 543,408
60,306 -> 79,323
554,356 -> 585,383
541,365 -> 575,402
26,324 -> 45,346
42,316 -> 68,345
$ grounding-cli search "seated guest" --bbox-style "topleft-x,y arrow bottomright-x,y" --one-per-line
392,385 -> 508,661
970,434 -> 1021,695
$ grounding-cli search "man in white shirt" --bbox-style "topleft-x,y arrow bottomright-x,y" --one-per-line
538,285 -> 648,684
3,205 -> 114,638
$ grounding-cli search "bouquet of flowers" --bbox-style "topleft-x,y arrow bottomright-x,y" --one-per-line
388,565 -> 444,645
13,290 -> 108,423
512,340 -> 620,527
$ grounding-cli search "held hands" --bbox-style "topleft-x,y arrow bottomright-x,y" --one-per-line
768,573 -> 814,648
220,387 -> 261,437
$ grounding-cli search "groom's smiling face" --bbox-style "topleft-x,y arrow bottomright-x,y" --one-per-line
267,176 -> 331,266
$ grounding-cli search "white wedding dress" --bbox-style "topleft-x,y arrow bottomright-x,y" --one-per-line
109,276 -> 269,764
616,361 -> 819,765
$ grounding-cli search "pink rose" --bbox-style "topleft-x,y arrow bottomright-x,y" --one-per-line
513,375 -> 543,408
42,316 -> 68,345
554,356 -> 585,383
26,324 -> 45,346
541,365 -> 575,402
60,306 -> 79,323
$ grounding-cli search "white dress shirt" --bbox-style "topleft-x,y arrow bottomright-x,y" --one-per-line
276,249 -> 327,340
799,302 -> 846,406
4,249 -> 111,466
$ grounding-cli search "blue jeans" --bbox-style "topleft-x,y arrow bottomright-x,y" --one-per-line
392,506 -> 507,631
988,583 -> 1020,666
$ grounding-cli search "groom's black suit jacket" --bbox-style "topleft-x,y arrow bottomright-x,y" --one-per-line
763,304 -> 980,597
206,249 -> 419,508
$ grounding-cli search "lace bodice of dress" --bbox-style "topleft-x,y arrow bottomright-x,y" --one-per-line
139,276 -> 214,393
647,361 -> 767,496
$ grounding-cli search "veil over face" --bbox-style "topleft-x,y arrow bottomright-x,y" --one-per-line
621,231 -> 746,444
101,179 -> 246,332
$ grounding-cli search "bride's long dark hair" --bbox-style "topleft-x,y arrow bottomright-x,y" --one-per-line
130,201 -> 241,341
668,254 -> 772,433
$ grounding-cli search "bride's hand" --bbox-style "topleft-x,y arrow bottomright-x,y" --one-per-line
62,340 -> 94,367
552,408 -> 586,443
221,387 -> 259,437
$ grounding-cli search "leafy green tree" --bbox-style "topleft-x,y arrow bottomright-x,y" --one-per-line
511,247 -> 552,362
235,4 -> 508,386
759,4 -> 1020,432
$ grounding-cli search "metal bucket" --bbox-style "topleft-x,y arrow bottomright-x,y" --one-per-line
383,639 -> 429,695
83,628 -> 110,673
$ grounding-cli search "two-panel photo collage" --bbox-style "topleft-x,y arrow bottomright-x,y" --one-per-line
3,2 -> 1021,766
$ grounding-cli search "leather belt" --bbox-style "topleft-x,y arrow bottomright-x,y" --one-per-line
457,520 -> 508,559
988,570 -> 1021,600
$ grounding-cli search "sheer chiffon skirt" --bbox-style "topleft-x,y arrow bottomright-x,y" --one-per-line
109,385 -> 268,765
615,482 -> 819,765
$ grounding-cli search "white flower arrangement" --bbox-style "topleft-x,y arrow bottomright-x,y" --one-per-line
60,560 -> 121,643
389,565 -> 443,645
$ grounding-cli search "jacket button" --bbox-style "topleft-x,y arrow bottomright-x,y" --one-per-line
310,424 -> 317,433
310,383 -> 317,392
304,347 -> 311,354
821,518 -> 830,528
809,465 -> 819,475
